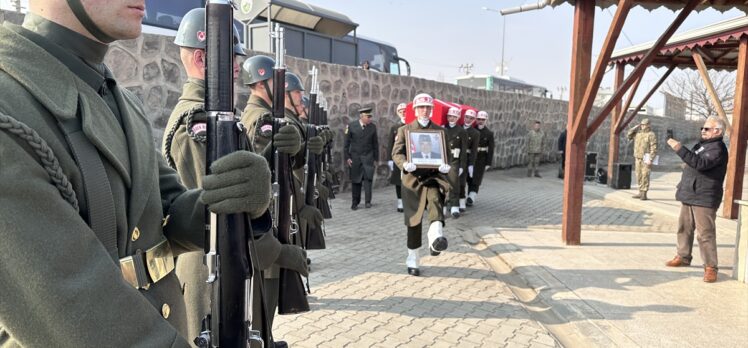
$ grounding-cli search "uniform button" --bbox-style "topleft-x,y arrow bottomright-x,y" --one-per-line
162,303 -> 170,319
131,227 -> 141,242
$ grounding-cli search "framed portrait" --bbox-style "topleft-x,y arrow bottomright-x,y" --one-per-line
405,129 -> 447,169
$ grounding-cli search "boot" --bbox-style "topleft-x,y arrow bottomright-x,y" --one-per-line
459,199 -> 466,212
527,169 -> 532,177
450,206 -> 460,219
632,191 -> 642,199
534,170 -> 542,178
427,221 -> 448,256
467,192 -> 477,206
640,191 -> 648,201
396,199 -> 404,213
406,249 -> 420,276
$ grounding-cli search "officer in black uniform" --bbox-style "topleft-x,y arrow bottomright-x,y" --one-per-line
344,107 -> 379,210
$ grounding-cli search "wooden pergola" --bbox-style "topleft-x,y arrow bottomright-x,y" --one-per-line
607,16 -> 748,220
548,0 -> 748,245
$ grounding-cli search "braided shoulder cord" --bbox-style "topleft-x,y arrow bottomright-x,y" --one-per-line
163,103 -> 205,169
0,112 -> 79,210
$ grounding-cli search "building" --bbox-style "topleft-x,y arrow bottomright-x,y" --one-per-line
455,74 -> 548,97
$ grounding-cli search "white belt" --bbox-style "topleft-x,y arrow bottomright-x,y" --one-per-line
451,148 -> 461,158
477,147 -> 489,152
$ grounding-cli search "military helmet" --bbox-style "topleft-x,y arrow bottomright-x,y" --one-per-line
242,55 -> 275,85
447,107 -> 461,117
285,72 -> 305,92
465,109 -> 477,118
477,111 -> 488,120
397,103 -> 407,112
174,8 -> 246,56
413,93 -> 434,107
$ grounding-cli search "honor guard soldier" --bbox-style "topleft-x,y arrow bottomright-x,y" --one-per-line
344,106 -> 380,210
392,94 -> 451,276
467,110 -> 495,205
461,110 -> 480,209
627,118 -> 657,200
162,10 -> 308,347
0,1 -> 272,346
444,107 -> 468,218
388,103 -> 408,212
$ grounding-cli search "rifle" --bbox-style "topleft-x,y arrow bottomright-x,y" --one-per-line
198,1 -> 265,347
303,67 -> 327,248
320,95 -> 339,199
271,24 -> 310,315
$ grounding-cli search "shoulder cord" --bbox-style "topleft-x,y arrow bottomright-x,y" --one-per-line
163,104 -> 205,169
0,112 -> 79,210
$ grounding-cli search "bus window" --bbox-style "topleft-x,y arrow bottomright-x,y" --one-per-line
358,39 -> 384,72
389,63 -> 400,75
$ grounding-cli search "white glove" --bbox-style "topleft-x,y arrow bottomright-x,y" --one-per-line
438,164 -> 451,174
459,168 -> 464,176
388,160 -> 394,171
403,162 -> 417,172
485,165 -> 490,171
468,165 -> 474,178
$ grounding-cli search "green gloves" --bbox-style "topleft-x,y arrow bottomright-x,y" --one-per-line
320,129 -> 334,144
317,185 -> 329,201
276,244 -> 309,277
274,124 -> 302,155
298,205 -> 323,227
200,151 -> 271,218
250,233 -> 282,270
307,136 -> 324,155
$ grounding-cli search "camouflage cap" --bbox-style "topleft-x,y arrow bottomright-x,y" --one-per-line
640,118 -> 650,125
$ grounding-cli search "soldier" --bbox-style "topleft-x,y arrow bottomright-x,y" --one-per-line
0,1 -> 271,346
161,10 -> 308,347
467,111 -> 495,206
388,103 -> 407,212
240,57 -> 323,345
461,109 -> 480,209
392,93 -> 451,276
527,120 -> 544,178
344,106 -> 380,210
627,118 -> 657,200
444,106 -> 467,218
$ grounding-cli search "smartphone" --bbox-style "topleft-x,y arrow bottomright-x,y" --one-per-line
666,129 -> 674,140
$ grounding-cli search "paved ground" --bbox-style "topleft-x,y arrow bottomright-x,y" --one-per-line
274,160 -> 748,347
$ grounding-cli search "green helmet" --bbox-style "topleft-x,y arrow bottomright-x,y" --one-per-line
241,55 -> 275,86
174,8 -> 246,56
285,72 -> 305,92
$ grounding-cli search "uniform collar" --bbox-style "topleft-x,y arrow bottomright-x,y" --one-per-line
248,93 -> 271,111
180,78 -> 206,104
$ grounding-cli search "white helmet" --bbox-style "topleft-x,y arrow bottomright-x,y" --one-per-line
465,109 -> 477,118
413,93 -> 434,107
477,111 -> 488,120
447,107 -> 461,117
397,103 -> 407,112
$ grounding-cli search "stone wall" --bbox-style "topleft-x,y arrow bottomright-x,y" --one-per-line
0,10 -> 704,190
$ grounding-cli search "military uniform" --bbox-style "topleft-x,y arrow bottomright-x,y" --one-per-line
527,128 -> 544,177
0,16 -> 204,346
461,125 -> 480,206
344,115 -> 379,208
468,126 -> 495,193
627,120 -> 657,198
388,121 -> 404,187
444,123 -> 467,208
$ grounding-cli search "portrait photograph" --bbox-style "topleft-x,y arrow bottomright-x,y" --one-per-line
406,129 -> 447,169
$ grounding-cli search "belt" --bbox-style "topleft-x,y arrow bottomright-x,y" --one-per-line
120,239 -> 175,289
477,147 -> 489,152
466,149 -> 471,154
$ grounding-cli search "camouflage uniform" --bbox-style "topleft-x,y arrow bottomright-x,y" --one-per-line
527,129 -> 544,176
627,122 -> 657,196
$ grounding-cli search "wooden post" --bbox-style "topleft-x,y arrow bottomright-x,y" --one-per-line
562,0 -> 594,245
608,63 -> 625,185
723,37 -> 748,219
693,51 -> 733,136
617,66 -> 676,133
614,75 -> 642,133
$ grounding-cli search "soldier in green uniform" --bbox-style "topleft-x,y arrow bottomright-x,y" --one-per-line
161,10 -> 308,347
388,103 -> 407,212
527,120 -> 544,178
467,111 -> 495,206
627,118 -> 657,200
444,106 -> 467,218
0,1 -> 272,346
461,109 -> 480,209
392,94 -> 451,276
344,107 -> 380,210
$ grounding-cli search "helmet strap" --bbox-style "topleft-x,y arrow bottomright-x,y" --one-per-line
66,0 -> 116,43
287,92 -> 300,117
262,80 -> 273,103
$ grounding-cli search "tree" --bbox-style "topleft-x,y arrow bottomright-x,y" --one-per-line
664,69 -> 735,120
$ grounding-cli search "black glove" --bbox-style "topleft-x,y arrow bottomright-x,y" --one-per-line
274,124 -> 302,155
276,244 -> 309,277
201,151 -> 271,218
307,136 -> 324,155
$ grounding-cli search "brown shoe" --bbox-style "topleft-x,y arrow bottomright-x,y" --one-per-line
703,267 -> 718,283
665,256 -> 690,267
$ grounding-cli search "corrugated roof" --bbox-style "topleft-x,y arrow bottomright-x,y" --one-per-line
549,0 -> 748,12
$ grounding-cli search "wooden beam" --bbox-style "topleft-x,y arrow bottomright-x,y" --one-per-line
617,65 -> 676,133
562,0 -> 594,246
693,51 -> 733,136
723,36 -> 748,219
693,46 -> 715,63
613,75 -> 643,133
569,0 -> 633,144
607,63 -> 626,186
583,0 -> 699,141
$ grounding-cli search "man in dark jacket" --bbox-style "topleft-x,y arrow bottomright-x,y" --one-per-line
558,129 -> 567,179
664,116 -> 728,283
345,107 -> 379,210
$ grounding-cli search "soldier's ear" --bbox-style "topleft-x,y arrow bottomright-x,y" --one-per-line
193,49 -> 207,69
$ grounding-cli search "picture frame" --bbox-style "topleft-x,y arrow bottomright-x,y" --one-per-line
405,129 -> 447,169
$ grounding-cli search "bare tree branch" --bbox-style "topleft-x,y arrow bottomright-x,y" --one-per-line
664,69 -> 735,119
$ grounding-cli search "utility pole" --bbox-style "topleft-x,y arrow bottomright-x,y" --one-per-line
458,63 -> 474,75
482,7 -> 507,76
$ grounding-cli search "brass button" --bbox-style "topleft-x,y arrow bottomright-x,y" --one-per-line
161,303 -> 170,319
131,227 -> 141,242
